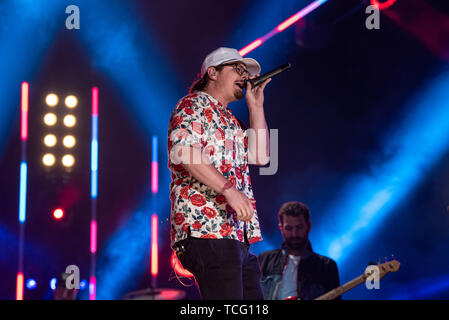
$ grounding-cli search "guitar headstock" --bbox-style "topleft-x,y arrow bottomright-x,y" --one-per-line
316,256 -> 401,300
367,255 -> 400,279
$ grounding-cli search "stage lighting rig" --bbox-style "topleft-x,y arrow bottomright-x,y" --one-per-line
41,92 -> 78,172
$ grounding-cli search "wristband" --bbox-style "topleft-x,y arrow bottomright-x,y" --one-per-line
221,181 -> 233,193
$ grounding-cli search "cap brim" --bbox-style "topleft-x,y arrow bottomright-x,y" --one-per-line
220,58 -> 261,76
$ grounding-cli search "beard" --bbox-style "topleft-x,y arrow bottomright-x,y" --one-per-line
285,236 -> 308,251
233,83 -> 245,100
234,88 -> 244,100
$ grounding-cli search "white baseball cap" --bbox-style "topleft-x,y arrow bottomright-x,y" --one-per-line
200,47 -> 261,77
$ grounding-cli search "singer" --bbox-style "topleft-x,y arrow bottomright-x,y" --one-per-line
167,47 -> 271,300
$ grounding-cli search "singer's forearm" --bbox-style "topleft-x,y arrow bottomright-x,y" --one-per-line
174,146 -> 229,193
248,108 -> 270,166
183,162 -> 229,193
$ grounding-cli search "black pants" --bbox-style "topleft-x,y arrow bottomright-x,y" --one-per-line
176,237 -> 264,300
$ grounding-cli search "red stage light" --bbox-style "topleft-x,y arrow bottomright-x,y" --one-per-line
21,82 -> 28,141
90,220 -> 97,254
239,0 -> 328,56
53,208 -> 64,220
170,251 -> 193,278
151,214 -> 158,277
239,39 -> 263,57
16,273 -> 24,300
370,0 -> 397,11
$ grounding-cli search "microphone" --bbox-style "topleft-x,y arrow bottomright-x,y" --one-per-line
246,63 -> 292,88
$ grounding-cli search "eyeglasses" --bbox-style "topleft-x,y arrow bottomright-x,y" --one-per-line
223,63 -> 250,77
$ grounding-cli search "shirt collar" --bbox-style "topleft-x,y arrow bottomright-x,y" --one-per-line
197,91 -> 228,111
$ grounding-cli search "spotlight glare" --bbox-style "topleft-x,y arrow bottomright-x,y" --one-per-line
63,115 -> 76,127
80,280 -> 88,290
62,154 -> 75,167
43,113 -> 57,126
46,93 -> 59,107
63,135 -> 76,148
42,153 -> 56,167
65,95 -> 78,108
44,134 -> 57,147
50,278 -> 57,291
53,208 -> 64,220
26,279 -> 37,290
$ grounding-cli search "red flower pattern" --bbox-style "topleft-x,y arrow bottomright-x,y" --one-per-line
202,207 -> 217,219
215,194 -> 226,205
174,213 -> 185,225
180,185 -> 190,199
172,116 -> 183,128
182,223 -> 190,234
204,108 -> 213,123
235,167 -> 242,180
192,221 -> 202,230
219,223 -> 233,237
220,161 -> 232,173
229,175 -> 236,187
191,194 -> 206,207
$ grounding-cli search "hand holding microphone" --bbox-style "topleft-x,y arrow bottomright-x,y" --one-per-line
244,63 -> 291,109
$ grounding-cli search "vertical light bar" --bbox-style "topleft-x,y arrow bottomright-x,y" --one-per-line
19,162 -> 27,224
17,82 -> 28,300
151,135 -> 158,194
91,87 -> 99,199
90,220 -> 97,254
21,82 -> 29,141
89,276 -> 96,300
19,82 -> 29,224
150,135 -> 159,288
91,150 -> 98,198
151,214 -> 158,281
90,86 -> 99,300
16,273 -> 24,300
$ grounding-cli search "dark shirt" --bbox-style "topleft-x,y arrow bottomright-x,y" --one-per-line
258,242 -> 341,300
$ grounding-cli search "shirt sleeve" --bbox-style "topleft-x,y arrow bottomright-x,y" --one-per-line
168,97 -> 208,152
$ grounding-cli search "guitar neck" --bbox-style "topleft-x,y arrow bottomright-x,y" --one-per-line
314,259 -> 399,300
315,274 -> 366,300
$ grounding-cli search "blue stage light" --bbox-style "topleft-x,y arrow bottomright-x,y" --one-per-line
313,71 -> 449,266
0,1 -> 63,156
25,278 -> 37,290
79,279 -> 88,290
19,162 -> 27,224
49,278 -> 57,291
388,273 -> 449,299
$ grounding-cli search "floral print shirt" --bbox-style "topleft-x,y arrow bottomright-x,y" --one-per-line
167,91 -> 262,248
